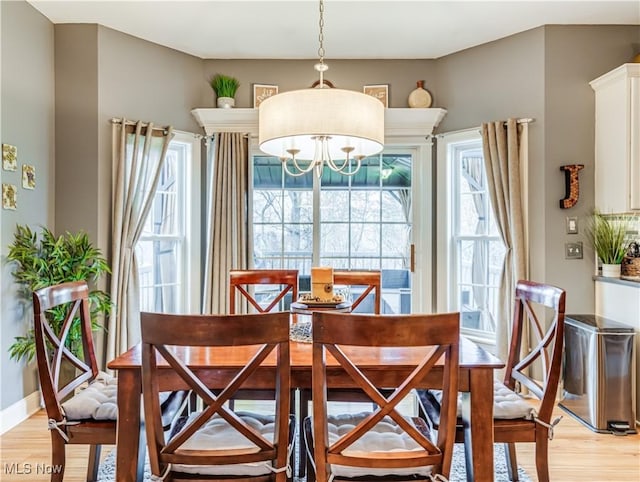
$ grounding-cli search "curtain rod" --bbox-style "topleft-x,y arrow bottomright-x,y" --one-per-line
434,118 -> 535,139
110,118 -> 171,134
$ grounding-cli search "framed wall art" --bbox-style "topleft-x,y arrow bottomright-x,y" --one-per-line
2,143 -> 17,171
363,84 -> 389,107
22,164 -> 36,189
253,84 -> 279,108
2,183 -> 17,210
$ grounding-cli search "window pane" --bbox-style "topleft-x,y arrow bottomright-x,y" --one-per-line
284,191 -> 312,223
283,223 -> 312,253
350,157 -> 380,187
381,155 -> 411,188
488,239 -> 506,285
351,224 -> 380,256
136,240 -> 180,313
253,191 -> 283,223
321,223 -> 349,256
381,190 -> 410,222
382,224 -> 410,260
321,191 -> 350,221
350,191 -> 380,222
253,225 -> 283,256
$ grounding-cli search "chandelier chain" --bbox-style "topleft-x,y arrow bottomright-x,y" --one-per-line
318,0 -> 325,64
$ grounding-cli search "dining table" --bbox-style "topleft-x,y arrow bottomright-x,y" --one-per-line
108,330 -> 503,482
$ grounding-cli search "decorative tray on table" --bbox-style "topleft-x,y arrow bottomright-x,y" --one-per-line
295,293 -> 346,308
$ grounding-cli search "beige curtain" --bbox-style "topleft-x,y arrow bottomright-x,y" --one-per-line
481,118 -> 528,362
202,132 -> 249,314
107,120 -> 173,362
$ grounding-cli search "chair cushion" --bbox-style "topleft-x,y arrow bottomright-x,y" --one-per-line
171,411 -> 291,476
61,372 -> 174,422
307,411 -> 434,478
61,372 -> 118,421
426,379 -> 535,420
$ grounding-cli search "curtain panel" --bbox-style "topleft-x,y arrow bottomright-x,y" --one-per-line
481,118 -> 528,362
202,132 -> 249,314
107,120 -> 173,362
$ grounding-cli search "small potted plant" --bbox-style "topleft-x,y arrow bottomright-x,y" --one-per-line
587,211 -> 633,277
210,74 -> 240,108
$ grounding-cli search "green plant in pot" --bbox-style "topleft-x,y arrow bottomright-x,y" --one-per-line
587,211 -> 633,277
210,73 -> 240,108
7,225 -> 112,363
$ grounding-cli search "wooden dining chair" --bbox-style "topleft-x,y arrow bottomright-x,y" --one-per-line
33,281 -> 188,481
229,269 -> 298,314
33,281 -> 117,481
304,311 -> 460,482
333,270 -> 381,314
140,311 -> 292,481
418,280 -> 566,482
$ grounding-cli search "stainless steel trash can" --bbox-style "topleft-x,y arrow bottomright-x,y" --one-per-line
560,314 -> 636,434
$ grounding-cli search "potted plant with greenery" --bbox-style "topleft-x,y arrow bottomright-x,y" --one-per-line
7,225 -> 112,362
587,211 -> 633,277
210,73 -> 240,108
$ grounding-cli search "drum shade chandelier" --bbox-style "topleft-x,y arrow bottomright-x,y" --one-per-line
258,0 -> 384,177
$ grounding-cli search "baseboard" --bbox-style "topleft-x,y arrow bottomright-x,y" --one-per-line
0,390 -> 42,434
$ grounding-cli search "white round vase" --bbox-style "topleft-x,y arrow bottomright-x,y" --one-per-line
601,263 -> 621,277
217,97 -> 235,109
408,80 -> 432,108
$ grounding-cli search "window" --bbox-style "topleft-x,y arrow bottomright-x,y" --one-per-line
136,132 -> 201,313
251,153 -> 413,313
437,131 -> 505,341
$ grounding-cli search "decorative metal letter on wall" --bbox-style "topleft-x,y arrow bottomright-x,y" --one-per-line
559,164 -> 584,209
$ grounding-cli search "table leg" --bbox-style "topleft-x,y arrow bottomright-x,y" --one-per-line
116,368 -> 142,482
461,368 -> 494,482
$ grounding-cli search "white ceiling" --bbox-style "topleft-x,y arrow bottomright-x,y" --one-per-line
28,0 -> 640,59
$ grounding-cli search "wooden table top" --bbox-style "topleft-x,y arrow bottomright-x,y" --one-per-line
108,336 -> 502,371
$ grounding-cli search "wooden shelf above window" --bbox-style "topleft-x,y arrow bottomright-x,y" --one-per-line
191,107 -> 447,144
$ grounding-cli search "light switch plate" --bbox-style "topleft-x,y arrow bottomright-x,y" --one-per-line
565,241 -> 583,259
566,216 -> 578,234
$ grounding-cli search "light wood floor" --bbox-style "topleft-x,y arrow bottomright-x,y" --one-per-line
1,408 -> 638,481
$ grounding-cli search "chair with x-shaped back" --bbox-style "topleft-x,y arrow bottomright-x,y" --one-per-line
418,279 -> 566,482
141,311 -> 292,481
333,270 -> 381,314
229,269 -> 298,314
33,281 -> 117,481
304,311 -> 460,482
34,281 -> 187,482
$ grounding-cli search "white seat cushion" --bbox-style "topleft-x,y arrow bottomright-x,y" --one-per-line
171,412 -> 287,476
61,372 -> 117,421
430,379 -> 535,420
323,411 -> 434,478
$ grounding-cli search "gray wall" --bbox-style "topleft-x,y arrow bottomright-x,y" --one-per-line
1,0 -> 55,408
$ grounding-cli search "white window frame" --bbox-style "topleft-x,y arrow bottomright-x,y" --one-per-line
436,128 -> 497,345
137,130 -> 201,313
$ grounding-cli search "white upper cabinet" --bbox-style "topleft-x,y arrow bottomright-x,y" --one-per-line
591,63 -> 640,213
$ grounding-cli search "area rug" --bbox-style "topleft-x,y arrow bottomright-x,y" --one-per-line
97,443 -> 531,481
